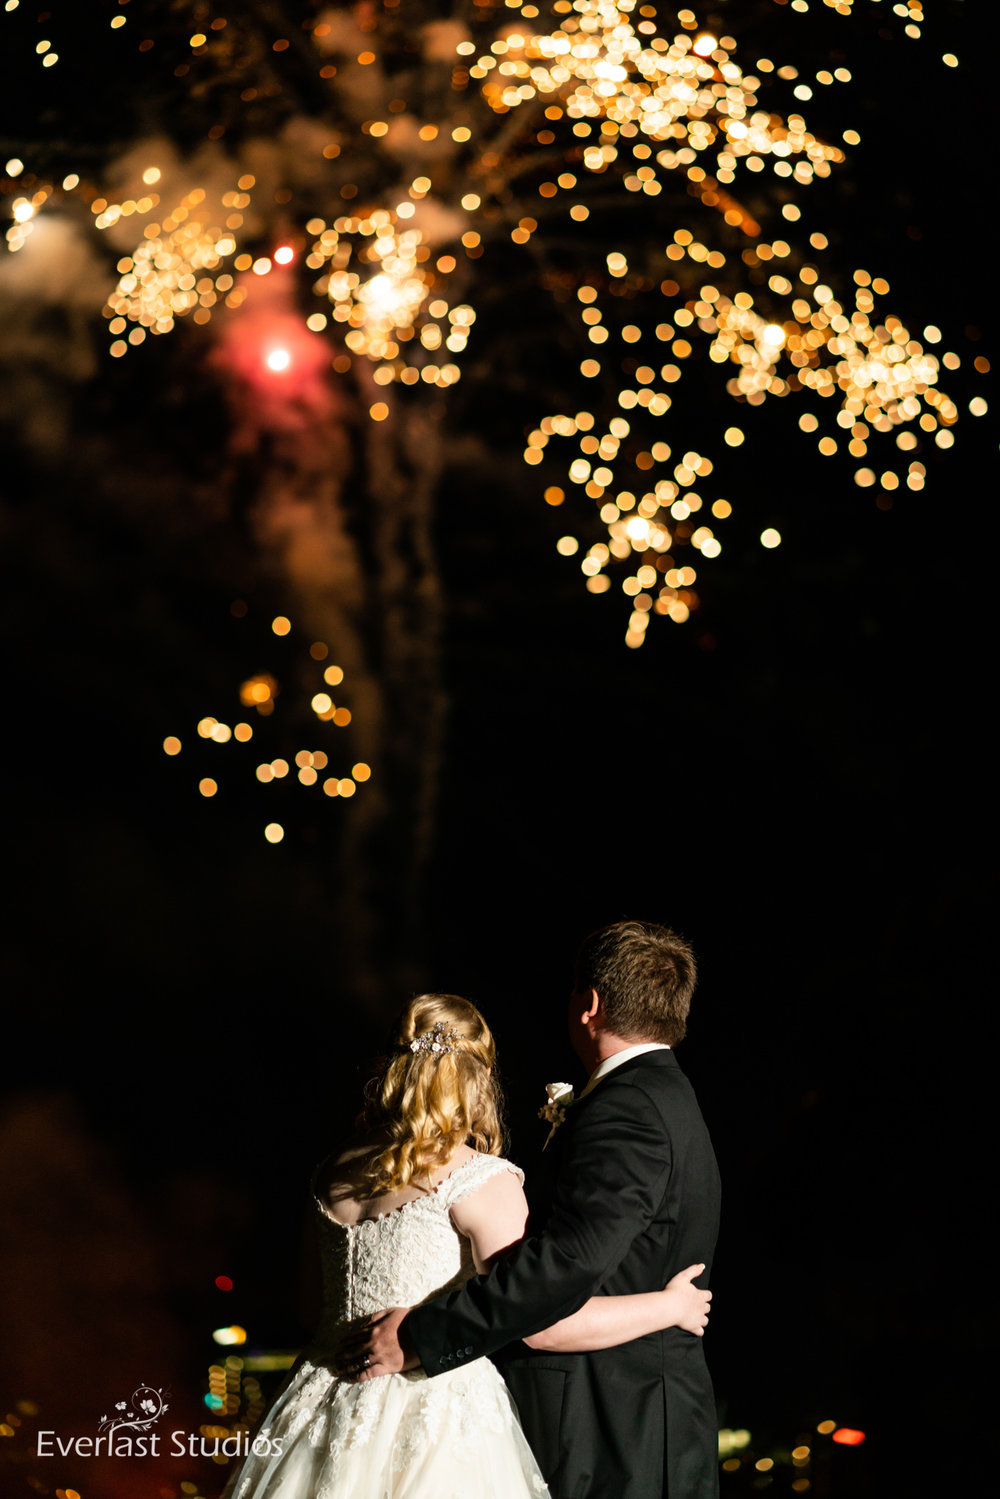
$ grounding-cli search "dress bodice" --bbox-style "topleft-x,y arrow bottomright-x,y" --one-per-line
306,1152 -> 522,1358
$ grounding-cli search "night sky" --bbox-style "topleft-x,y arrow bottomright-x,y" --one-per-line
1,3 -> 993,1497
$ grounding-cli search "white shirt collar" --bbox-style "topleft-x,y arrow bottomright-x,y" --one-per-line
578,1041 -> 670,1100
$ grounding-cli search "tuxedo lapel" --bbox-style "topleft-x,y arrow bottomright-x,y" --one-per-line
520,1055 -> 674,1217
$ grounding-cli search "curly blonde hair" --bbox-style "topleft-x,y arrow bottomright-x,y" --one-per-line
358,993 -> 504,1195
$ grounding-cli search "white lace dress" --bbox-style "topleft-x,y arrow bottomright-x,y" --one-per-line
222,1152 -> 549,1499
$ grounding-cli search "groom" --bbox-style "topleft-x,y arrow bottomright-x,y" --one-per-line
360,919 -> 721,1498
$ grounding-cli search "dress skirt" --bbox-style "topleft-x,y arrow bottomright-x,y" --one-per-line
222,1354 -> 550,1499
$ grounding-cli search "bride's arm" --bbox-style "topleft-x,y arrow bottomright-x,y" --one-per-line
450,1172 -> 711,1352
522,1266 -> 709,1350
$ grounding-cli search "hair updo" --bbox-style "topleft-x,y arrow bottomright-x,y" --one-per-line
358,993 -> 504,1195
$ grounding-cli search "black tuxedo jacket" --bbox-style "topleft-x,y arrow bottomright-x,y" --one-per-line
407,1049 -> 722,1498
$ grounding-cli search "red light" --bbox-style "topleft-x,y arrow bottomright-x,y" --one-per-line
211,288 -> 330,413
274,245 -> 295,265
215,1274 -> 233,1291
832,1428 -> 865,1446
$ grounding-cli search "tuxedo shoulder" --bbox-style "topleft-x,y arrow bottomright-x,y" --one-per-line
580,1058 -> 680,1119
599,1053 -> 702,1116
600,1051 -> 681,1093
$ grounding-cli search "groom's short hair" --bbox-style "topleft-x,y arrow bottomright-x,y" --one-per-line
575,920 -> 697,1046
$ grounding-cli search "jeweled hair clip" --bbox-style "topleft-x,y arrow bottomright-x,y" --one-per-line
408,1021 -> 462,1055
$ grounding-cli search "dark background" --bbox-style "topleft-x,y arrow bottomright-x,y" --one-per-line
1,3 -> 992,1497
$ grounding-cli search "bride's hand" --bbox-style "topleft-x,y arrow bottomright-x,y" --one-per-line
663,1264 -> 711,1336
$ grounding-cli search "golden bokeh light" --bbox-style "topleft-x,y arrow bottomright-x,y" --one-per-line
103,186 -> 244,346
240,674 -> 277,711
305,210 -> 473,391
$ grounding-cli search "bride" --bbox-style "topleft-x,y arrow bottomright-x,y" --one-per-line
222,993 -> 711,1498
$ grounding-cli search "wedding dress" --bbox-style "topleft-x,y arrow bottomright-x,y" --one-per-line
223,1152 -> 549,1499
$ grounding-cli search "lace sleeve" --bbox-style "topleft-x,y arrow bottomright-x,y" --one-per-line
439,1153 -> 525,1209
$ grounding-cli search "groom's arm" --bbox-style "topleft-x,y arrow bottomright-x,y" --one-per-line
369,1078 -> 672,1378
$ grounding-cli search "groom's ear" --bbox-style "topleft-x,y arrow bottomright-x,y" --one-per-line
579,988 -> 601,1025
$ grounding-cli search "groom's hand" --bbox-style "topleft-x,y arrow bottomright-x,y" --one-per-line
338,1307 -> 419,1381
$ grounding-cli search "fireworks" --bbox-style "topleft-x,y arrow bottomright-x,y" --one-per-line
97,174 -> 263,349
305,210 -> 474,382
472,0 -> 844,199
162,623 -> 372,822
105,195 -> 239,350
710,278 -> 956,454
525,258 -> 960,642
4,158 -> 51,252
1,0 -> 984,646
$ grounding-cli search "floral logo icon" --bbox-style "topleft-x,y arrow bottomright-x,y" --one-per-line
98,1385 -> 169,1437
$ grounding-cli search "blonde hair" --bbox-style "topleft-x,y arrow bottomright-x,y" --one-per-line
358,993 -> 504,1194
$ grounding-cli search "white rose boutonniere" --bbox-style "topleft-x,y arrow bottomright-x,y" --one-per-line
538,1081 -> 575,1149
